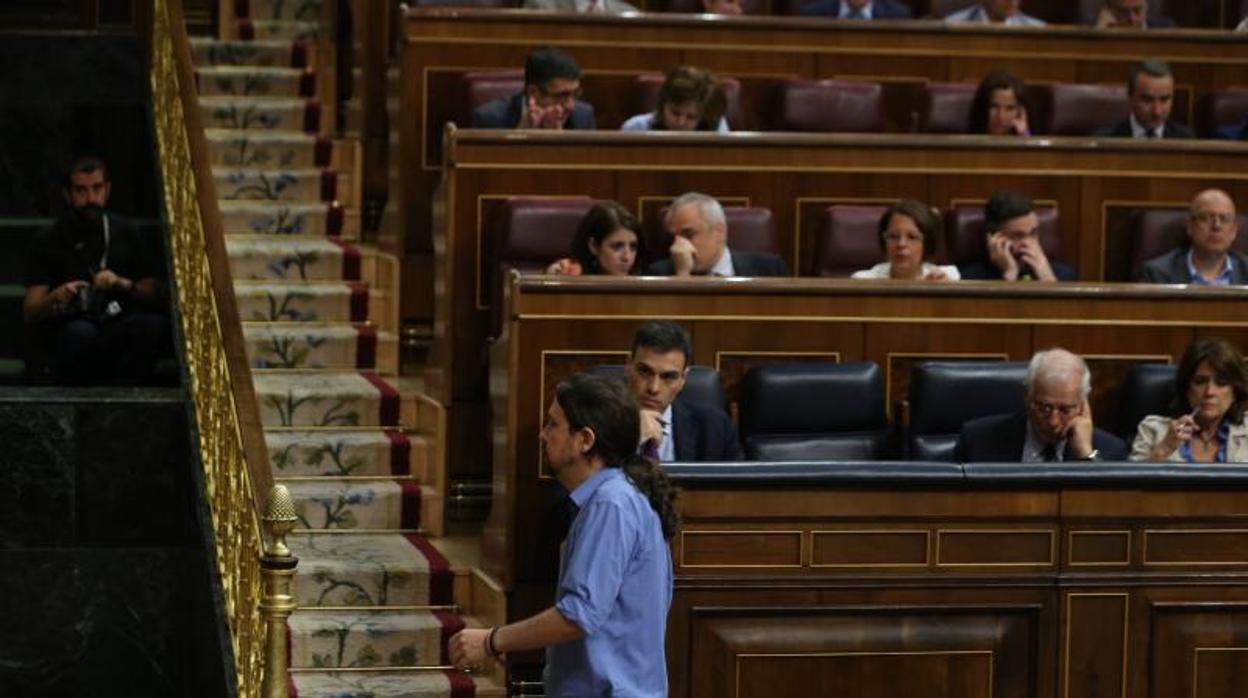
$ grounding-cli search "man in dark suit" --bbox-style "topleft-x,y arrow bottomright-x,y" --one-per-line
470,46 -> 596,131
628,321 -> 742,462
1095,59 -> 1193,139
800,0 -> 912,19
958,191 -> 1077,282
1091,0 -> 1174,28
1138,189 -> 1248,285
648,192 -> 789,277
955,348 -> 1128,463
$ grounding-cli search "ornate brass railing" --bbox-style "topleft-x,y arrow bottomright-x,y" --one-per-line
150,0 -> 279,693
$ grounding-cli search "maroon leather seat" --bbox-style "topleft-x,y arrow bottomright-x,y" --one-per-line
463,70 -> 524,124
771,79 -> 885,133
1199,88 -> 1248,137
632,73 -> 746,130
812,205 -> 888,277
489,197 -> 598,335
647,205 -> 779,267
1044,83 -> 1129,136
945,205 -> 1062,267
1128,209 -> 1248,279
920,82 -> 976,134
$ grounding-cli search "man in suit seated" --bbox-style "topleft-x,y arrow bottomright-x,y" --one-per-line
1091,0 -> 1174,28
957,191 -> 1076,282
629,321 -> 742,462
955,348 -> 1128,462
944,0 -> 1045,26
524,0 -> 637,15
1138,189 -> 1248,285
1095,59 -> 1193,139
800,0 -> 913,19
648,192 -> 789,276
470,46 -> 596,131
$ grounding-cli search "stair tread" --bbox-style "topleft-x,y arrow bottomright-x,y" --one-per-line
290,670 -> 500,697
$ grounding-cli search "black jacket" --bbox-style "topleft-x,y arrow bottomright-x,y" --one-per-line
955,410 -> 1127,463
957,258 -> 1077,282
470,92 -> 596,130
670,397 -> 743,462
648,250 -> 790,277
800,0 -> 913,18
1095,118 -> 1194,139
1137,247 -> 1248,284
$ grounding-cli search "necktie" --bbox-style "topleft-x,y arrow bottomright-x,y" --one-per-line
1041,443 -> 1059,462
585,0 -> 604,12
1148,129 -> 1160,139
642,438 -> 660,461
848,6 -> 866,18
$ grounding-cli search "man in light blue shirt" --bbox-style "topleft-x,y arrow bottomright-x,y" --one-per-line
945,0 -> 1045,26
1138,189 -> 1248,285
448,373 -> 678,696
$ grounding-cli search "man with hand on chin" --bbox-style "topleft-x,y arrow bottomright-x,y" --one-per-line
958,191 -> 1076,282
956,348 -> 1128,462
470,46 -> 596,131
648,192 -> 788,277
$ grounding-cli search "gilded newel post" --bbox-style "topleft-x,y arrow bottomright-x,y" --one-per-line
261,485 -> 299,698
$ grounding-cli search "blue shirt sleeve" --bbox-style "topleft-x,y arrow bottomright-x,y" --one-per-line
554,499 -> 639,636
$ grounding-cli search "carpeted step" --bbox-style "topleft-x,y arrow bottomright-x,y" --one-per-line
216,166 -> 334,200
244,323 -> 397,371
219,200 -> 343,236
268,429 -> 413,478
290,670 -> 495,697
237,18 -> 320,42
227,237 -> 361,281
201,96 -> 321,132
288,609 -> 462,669
190,37 -> 310,68
238,0 -> 324,22
195,65 -> 314,98
289,532 -> 453,607
235,282 -> 368,323
205,129 -> 328,169
285,478 -> 421,531
254,371 -> 402,427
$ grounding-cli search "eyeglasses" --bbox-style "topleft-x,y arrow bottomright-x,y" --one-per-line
1030,399 -> 1080,418
883,231 -> 924,245
1192,212 -> 1236,227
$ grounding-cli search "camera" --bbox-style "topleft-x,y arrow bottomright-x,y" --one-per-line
70,285 -> 122,320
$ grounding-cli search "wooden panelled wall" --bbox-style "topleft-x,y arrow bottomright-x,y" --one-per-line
485,277 -> 1248,626
664,468 -> 1248,698
399,8 -> 1248,322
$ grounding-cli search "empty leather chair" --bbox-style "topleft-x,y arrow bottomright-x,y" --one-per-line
945,204 -> 1062,267
1199,88 -> 1248,137
739,362 -> 889,461
1045,83 -> 1129,136
1128,208 -> 1248,279
590,364 -> 727,412
490,197 -> 598,336
812,205 -> 888,277
463,70 -> 524,124
920,82 -> 976,134
771,79 -> 885,133
632,73 -> 746,130
907,361 -> 1028,461
1117,363 -> 1177,440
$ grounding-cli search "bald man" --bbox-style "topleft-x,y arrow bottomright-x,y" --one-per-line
1138,190 -> 1248,285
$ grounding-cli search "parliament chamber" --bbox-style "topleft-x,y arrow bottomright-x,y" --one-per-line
5,0 -> 1248,696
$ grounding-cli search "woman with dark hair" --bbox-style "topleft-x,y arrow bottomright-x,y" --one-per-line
621,65 -> 730,133
1130,337 -> 1248,462
969,70 -> 1031,136
545,201 -> 645,276
448,372 -> 679,695
851,199 -> 960,281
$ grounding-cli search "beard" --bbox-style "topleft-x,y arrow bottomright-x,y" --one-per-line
72,203 -> 105,228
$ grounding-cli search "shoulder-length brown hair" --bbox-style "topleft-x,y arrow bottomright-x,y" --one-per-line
1171,337 -> 1248,422
651,65 -> 727,132
570,201 -> 646,275
968,70 -> 1029,135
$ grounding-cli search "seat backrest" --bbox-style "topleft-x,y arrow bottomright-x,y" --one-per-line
1128,209 -> 1248,279
739,362 -> 888,461
920,82 -> 976,134
632,73 -> 746,130
771,79 -> 885,133
1199,88 -> 1248,137
945,204 -> 1062,266
907,361 -> 1028,461
1117,363 -> 1177,440
464,70 -> 524,122
812,205 -> 887,277
1044,83 -> 1129,136
590,364 -> 727,412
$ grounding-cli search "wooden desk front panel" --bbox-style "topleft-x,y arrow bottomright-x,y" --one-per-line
433,130 -> 1248,405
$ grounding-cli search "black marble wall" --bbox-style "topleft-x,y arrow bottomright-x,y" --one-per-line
0,388 -> 232,697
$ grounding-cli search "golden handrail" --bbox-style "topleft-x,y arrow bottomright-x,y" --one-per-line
150,0 -> 276,692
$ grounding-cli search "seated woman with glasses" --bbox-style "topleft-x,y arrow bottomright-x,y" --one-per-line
621,65 -> 730,133
969,70 -> 1031,137
545,202 -> 647,276
851,199 -> 960,281
1130,337 -> 1248,463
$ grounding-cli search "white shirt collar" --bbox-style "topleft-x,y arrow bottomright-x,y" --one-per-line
708,245 -> 736,277
839,1 -> 872,18
1129,113 -> 1161,139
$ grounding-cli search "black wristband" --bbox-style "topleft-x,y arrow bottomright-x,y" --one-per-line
486,626 -> 501,658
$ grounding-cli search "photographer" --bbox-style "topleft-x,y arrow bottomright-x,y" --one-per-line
23,157 -> 170,385
958,190 -> 1076,282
